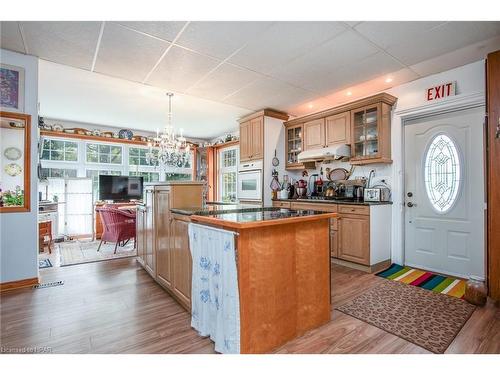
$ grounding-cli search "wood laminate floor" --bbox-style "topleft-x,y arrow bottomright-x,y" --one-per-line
1,258 -> 498,354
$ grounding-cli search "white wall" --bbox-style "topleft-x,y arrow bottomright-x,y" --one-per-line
0,49 -> 39,283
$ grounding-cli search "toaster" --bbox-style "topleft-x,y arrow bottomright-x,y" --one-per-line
364,187 -> 391,202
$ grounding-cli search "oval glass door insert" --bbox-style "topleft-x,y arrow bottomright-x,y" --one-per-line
424,134 -> 461,213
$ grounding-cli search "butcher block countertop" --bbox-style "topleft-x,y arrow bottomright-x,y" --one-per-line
190,208 -> 337,229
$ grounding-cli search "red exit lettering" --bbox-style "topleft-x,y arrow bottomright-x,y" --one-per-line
426,81 -> 456,101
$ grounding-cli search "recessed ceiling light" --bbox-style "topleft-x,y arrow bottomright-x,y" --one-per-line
308,103 -> 314,109
385,77 -> 393,83
346,91 -> 352,96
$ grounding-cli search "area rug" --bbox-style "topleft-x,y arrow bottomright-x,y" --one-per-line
376,263 -> 467,299
38,259 -> 53,269
59,239 -> 136,266
336,279 -> 475,353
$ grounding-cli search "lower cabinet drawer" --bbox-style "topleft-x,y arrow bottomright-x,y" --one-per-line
272,201 -> 291,208
338,205 -> 370,215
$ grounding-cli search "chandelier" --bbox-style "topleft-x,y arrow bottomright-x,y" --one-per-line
146,92 -> 191,168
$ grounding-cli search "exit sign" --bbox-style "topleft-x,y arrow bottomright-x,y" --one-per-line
426,81 -> 456,101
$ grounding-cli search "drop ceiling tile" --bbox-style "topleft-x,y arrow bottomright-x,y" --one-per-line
176,21 -> 272,60
271,30 -> 380,91
0,22 -> 26,53
386,21 -> 500,66
147,45 -> 220,92
186,63 -> 263,101
354,21 -> 446,50
410,34 -> 500,77
94,23 -> 169,83
228,21 -> 347,74
115,21 -> 186,42
21,21 -> 101,70
223,77 -> 316,112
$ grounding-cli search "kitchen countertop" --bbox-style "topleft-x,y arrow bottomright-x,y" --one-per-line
171,203 -> 262,216
190,208 -> 337,229
273,198 -> 393,206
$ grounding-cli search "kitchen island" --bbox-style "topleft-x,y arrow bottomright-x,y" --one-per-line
189,207 -> 336,353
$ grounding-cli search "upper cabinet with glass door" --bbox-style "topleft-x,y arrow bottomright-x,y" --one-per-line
285,123 -> 303,169
350,102 -> 393,165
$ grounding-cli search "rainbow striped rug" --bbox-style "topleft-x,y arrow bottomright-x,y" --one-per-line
376,264 -> 466,299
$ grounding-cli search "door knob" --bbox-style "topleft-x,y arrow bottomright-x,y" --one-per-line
407,202 -> 415,207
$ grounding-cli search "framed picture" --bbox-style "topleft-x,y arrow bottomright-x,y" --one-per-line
0,64 -> 25,113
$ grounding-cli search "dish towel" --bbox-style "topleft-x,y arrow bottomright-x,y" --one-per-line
188,223 -> 240,354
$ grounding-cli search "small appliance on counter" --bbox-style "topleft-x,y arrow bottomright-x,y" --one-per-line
364,187 -> 391,202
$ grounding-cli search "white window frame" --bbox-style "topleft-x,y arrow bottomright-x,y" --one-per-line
85,141 -> 124,166
218,145 -> 239,202
40,137 -> 79,163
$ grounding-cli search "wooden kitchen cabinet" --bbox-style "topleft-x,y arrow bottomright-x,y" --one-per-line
136,205 -> 146,267
144,187 -> 156,278
337,213 -> 370,266
290,201 -> 391,271
350,103 -> 392,165
155,188 -> 173,289
326,111 -> 351,146
283,93 -> 396,164
239,120 -> 251,161
250,116 -> 263,159
239,116 -> 264,161
303,118 -> 325,150
137,182 -> 204,311
285,123 -> 303,169
171,214 -> 192,309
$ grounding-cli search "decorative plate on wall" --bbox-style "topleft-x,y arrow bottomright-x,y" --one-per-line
3,147 -> 22,161
118,129 -> 133,140
5,163 -> 22,176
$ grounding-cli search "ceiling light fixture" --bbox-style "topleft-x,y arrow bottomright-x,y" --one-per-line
346,91 -> 352,96
308,103 -> 314,109
385,77 -> 393,83
146,92 -> 191,169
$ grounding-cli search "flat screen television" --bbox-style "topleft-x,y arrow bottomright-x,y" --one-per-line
98,175 -> 144,201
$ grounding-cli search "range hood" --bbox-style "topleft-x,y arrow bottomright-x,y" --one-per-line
297,144 -> 351,163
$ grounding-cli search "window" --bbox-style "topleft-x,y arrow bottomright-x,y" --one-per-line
218,146 -> 238,202
130,171 -> 160,183
41,139 -> 78,162
86,143 -> 122,164
40,167 -> 77,178
129,147 -> 158,166
86,169 -> 122,201
424,134 -> 461,213
165,173 -> 192,181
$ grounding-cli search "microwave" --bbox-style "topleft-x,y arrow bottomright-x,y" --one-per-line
238,160 -> 263,201
364,187 -> 391,202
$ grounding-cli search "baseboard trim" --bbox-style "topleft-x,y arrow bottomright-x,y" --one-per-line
331,258 -> 392,274
0,277 -> 39,292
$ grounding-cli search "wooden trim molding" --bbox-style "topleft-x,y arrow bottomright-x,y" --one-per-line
0,277 -> 39,292
238,109 -> 289,123
213,140 -> 239,149
0,111 -> 31,213
487,51 -> 500,300
40,130 -> 199,148
284,93 -> 397,126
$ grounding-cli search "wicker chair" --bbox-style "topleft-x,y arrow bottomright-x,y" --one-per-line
96,207 -> 136,254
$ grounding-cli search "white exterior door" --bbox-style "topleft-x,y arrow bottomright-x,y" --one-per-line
404,108 -> 485,279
